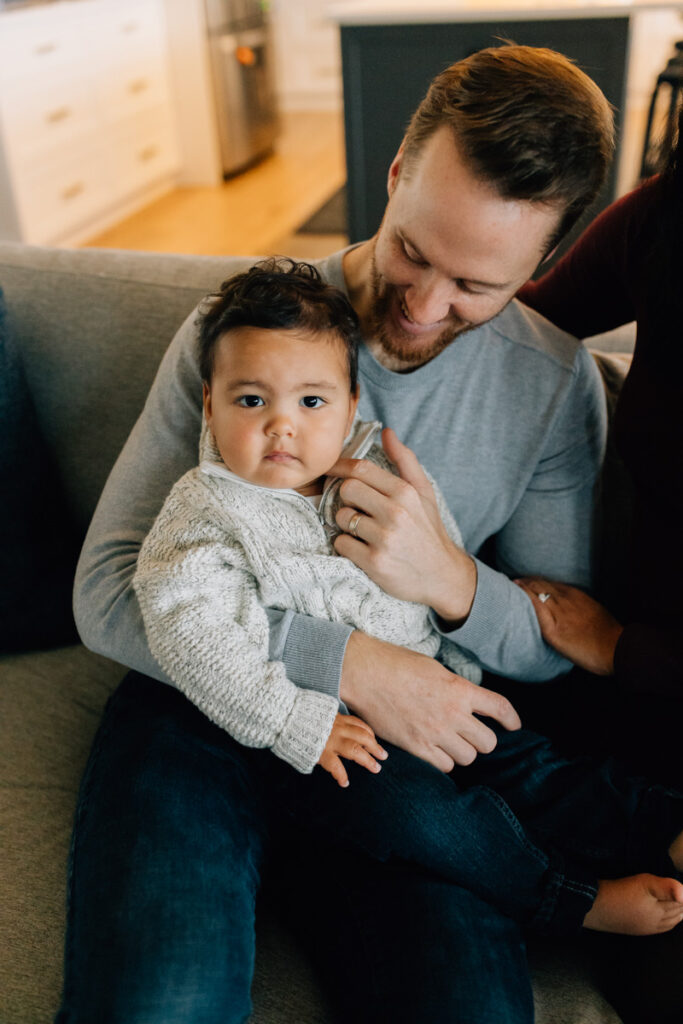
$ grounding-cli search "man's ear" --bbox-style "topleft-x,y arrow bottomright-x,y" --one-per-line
202,380 -> 212,423
387,141 -> 406,198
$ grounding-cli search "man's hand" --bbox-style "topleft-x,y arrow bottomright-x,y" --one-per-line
340,631 -> 521,772
331,428 -> 476,625
318,713 -> 389,788
515,577 -> 623,676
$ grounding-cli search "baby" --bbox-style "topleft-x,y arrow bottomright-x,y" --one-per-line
135,258 -> 480,784
134,258 -> 683,938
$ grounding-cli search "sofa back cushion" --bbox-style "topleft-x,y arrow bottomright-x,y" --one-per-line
0,244 -> 252,652
0,244 -> 252,534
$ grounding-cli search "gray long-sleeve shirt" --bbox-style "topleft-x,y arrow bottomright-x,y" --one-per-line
74,247 -> 607,696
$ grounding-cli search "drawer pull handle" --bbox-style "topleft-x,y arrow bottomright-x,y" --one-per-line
122,21 -> 139,33
61,182 -> 85,201
128,78 -> 149,95
139,145 -> 159,162
46,106 -> 72,125
34,42 -> 57,56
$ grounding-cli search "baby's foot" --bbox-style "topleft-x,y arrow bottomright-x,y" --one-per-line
583,874 -> 683,935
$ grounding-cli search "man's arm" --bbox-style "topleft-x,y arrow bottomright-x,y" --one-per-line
74,306 -> 521,770
332,346 -> 607,682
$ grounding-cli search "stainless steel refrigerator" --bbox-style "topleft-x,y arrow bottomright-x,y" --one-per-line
204,0 -> 280,177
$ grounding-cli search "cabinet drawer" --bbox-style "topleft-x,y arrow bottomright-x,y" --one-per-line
15,143 -> 111,244
0,4 -> 96,85
97,57 -> 171,125
110,109 -> 179,197
0,74 -> 99,166
101,0 -> 166,58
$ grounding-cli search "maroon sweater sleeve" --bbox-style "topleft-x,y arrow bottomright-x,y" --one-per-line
522,178 -> 683,695
518,182 -> 659,339
614,625 -> 683,696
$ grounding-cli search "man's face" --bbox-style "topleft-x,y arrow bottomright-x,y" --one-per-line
366,126 -> 563,371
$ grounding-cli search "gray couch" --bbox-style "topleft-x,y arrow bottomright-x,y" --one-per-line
0,241 -> 632,1024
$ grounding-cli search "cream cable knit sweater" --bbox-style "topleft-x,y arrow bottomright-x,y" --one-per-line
134,421 -> 481,774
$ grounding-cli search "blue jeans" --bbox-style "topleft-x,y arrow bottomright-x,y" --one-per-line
264,718 -> 682,935
56,672 -> 682,1023
56,672 -> 533,1024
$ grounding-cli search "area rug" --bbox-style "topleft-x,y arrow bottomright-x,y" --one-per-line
297,186 -> 347,234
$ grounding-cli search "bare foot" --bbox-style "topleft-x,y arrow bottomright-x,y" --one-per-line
584,874 -> 683,935
668,829 -> 683,873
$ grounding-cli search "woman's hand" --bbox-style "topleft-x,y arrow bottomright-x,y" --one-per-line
515,578 -> 623,676
331,428 -> 477,624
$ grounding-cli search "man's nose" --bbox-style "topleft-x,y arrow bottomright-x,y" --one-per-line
403,276 -> 453,326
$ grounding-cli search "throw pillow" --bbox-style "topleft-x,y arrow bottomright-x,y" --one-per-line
0,286 -> 80,652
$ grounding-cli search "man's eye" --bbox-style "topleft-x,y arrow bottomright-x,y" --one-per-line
454,278 -> 486,296
401,241 -> 425,265
237,395 -> 263,407
301,396 -> 325,408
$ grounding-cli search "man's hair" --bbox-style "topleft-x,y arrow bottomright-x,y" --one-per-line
401,43 -> 615,248
197,258 -> 360,391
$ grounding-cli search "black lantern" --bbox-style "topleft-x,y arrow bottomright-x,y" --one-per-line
640,40 -> 683,179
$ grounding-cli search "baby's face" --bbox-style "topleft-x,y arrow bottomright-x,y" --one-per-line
203,326 -> 358,496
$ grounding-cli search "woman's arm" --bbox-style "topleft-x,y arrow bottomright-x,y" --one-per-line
519,178 -> 662,339
516,578 -> 683,696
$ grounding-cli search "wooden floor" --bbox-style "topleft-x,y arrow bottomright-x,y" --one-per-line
82,110 -> 348,259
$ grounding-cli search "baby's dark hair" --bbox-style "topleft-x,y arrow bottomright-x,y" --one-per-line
197,258 -> 360,392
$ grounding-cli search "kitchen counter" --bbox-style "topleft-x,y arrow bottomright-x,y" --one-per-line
329,0 -> 683,25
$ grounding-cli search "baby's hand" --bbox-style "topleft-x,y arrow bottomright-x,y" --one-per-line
318,713 -> 388,788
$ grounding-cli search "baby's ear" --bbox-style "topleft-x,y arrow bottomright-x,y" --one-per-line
347,388 -> 360,429
202,381 -> 212,422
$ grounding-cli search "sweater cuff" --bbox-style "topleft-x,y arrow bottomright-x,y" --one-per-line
432,558 -> 504,652
281,612 -> 352,701
271,688 -> 339,774
430,558 -> 572,681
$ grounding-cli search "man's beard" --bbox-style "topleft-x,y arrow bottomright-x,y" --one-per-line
368,251 -> 467,370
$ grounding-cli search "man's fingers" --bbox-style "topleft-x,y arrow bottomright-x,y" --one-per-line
454,715 -> 500,756
335,503 -> 383,543
443,735 -> 480,768
381,427 -> 434,496
327,456 -> 400,498
472,687 -> 521,732
427,747 -> 456,773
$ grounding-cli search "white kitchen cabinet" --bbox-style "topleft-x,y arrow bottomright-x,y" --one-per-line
0,0 -> 180,245
271,0 -> 342,111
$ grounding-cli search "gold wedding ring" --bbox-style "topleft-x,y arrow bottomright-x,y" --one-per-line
347,512 -> 363,538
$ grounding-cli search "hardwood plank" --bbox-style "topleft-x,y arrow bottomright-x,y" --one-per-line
81,111 -> 347,257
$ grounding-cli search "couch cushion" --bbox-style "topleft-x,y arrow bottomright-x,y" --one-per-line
0,645 -> 126,1023
0,285 -> 80,652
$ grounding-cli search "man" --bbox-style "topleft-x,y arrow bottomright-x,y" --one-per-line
61,44 -> 614,1024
